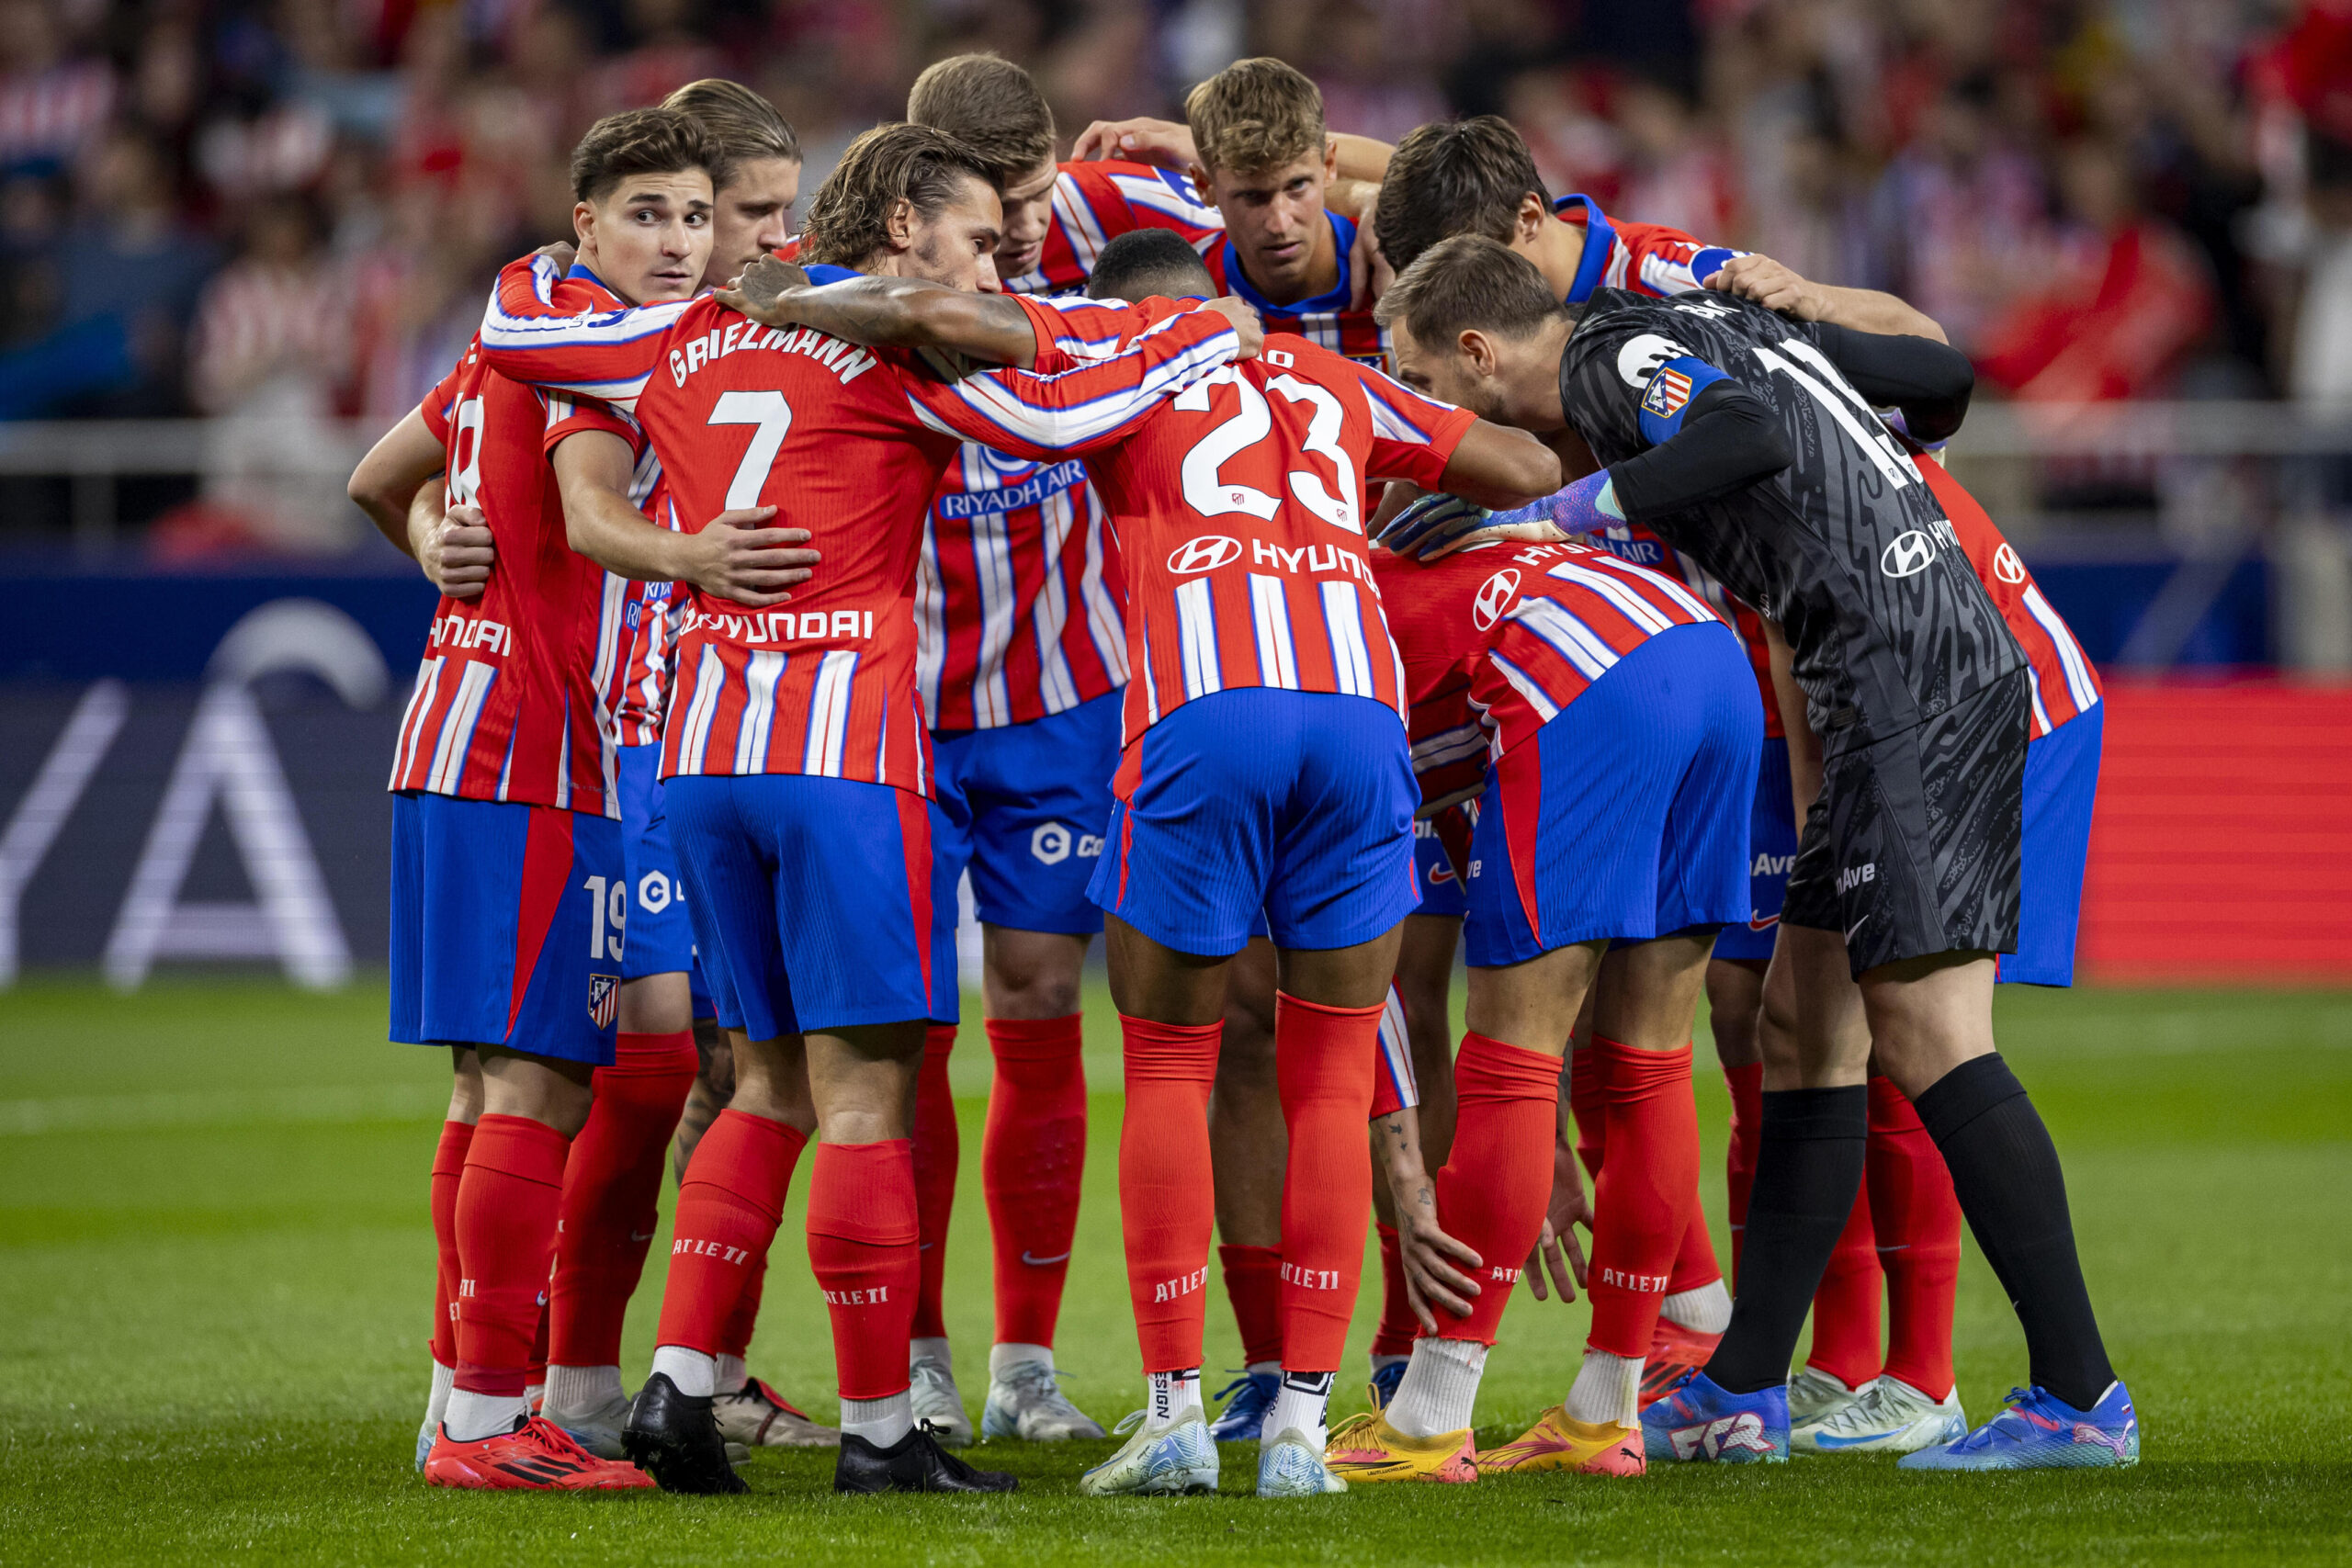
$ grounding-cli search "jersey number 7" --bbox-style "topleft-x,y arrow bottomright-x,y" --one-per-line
1174,366 -> 1360,533
708,389 -> 796,510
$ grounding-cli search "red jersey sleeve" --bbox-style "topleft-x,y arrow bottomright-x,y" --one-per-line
475,252 -> 695,408
419,355 -> 468,444
899,302 -> 1240,461
1343,359 -> 1477,488
539,390 -> 646,461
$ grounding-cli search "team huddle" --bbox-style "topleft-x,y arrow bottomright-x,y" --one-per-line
348,51 -> 2135,1498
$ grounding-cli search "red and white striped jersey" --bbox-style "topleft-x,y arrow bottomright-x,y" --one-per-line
477,252 -> 695,412
1587,522 -> 1783,739
1001,160 -> 1226,295
1376,538 -> 1729,802
609,478 -> 684,750
633,294 -> 1243,793
390,338 -> 640,816
1553,195 -> 1750,307
1023,326 -> 1476,750
1917,457 -> 2100,737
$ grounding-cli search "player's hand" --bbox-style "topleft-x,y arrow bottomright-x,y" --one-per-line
1525,1137 -> 1592,1303
1199,295 -> 1263,360
1347,203 -> 1391,311
532,240 -> 577,272
716,254 -> 811,327
1072,117 -> 1202,181
684,505 -> 820,608
1394,1183 -> 1486,1330
418,503 -> 494,600
1703,253 -> 1822,321
1377,492 -> 1518,560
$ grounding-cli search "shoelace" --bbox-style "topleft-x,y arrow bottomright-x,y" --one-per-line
1003,1362 -> 1085,1415
1952,1388 -> 2043,1450
1211,1371 -> 1272,1407
1111,1409 -> 1150,1438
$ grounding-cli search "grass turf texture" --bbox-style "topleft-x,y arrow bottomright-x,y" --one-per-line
2,979 -> 2348,1564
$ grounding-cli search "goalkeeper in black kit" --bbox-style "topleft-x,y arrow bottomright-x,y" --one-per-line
1374,235 -> 2136,1472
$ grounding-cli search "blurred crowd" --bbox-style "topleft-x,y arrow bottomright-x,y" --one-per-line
0,0 -> 2347,548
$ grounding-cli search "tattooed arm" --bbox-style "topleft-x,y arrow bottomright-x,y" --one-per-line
717,257 -> 1047,367
1371,1107 -> 1483,1329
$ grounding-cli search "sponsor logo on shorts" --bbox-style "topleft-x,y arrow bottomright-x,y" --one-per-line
1031,822 -> 1105,865
1837,863 -> 1877,894
1168,534 -> 1242,574
1881,530 -> 1939,578
1152,1266 -> 1207,1303
1671,1412 -> 1776,1461
588,973 -> 619,1029
637,872 -> 673,912
1751,852 -> 1793,876
1993,543 -> 2028,584
1280,1263 -> 1342,1291
1748,911 -> 1780,931
1473,569 -> 1522,631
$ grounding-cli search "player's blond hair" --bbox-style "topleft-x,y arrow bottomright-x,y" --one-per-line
797,123 -> 997,268
662,79 -> 799,188
1184,57 -> 1326,175
907,52 -> 1057,186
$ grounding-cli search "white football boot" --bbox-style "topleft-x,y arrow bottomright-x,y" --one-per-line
981,1359 -> 1106,1442
1785,1366 -> 1871,1428
1256,1425 -> 1348,1497
1793,1375 -> 1968,1455
910,1352 -> 975,1448
1079,1409 -> 1220,1496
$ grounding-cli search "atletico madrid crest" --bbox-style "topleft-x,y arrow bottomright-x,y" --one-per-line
588,974 -> 619,1030
1642,366 -> 1694,421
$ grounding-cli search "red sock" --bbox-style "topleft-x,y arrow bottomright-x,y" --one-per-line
528,1303 -> 548,1391
652,1109 -> 807,1355
1586,1039 -> 1701,1358
429,1120 -> 473,1369
1371,1224 -> 1419,1358
1805,1181 -> 1883,1389
1219,1243 -> 1284,1367
1568,1044 -> 1606,1179
982,1015 -> 1087,1348
1273,991 -> 1380,1373
549,1030 -> 697,1368
1428,1032 -> 1562,1345
1724,1061 -> 1762,1286
717,1253 -> 766,1363
1118,1014 -> 1220,1373
1663,1043 -> 1724,1295
453,1113 -> 571,1396
1869,1076 -> 1961,1399
807,1139 -> 921,1400
910,1024 -> 958,1342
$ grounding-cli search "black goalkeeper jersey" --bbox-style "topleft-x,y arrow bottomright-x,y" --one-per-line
1557,288 -> 2023,751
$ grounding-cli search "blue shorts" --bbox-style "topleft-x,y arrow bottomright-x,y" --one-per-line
1465,625 -> 1760,966
616,744 -> 715,1017
667,774 -> 957,1040
389,792 -> 623,1065
932,689 -> 1119,938
1092,689 -> 1419,956
1411,816 -> 1467,919
1712,735 -> 1797,963
2001,704 -> 2101,987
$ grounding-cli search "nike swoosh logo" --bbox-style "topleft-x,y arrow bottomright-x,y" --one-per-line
630,1230 -> 656,1243
1021,1250 -> 1072,1267
1747,913 -> 1780,931
1811,1430 -> 1887,1450
1845,915 -> 1869,942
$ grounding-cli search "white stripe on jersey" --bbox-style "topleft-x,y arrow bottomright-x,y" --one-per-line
914,520 -> 948,729
2023,585 -> 2099,713
970,494 -> 1019,728
1177,578 -> 1221,699
1079,485 -> 1128,685
1250,574 -> 1299,689
1487,650 -> 1561,725
1031,487 -> 1081,715
803,650 -> 858,776
1053,178 -> 1109,273
676,644 -> 725,774
1509,597 -> 1621,682
1110,170 -> 1224,229
1139,642 -> 1160,732
1413,722 -> 1487,772
1543,559 -> 1677,634
2025,665 -> 2053,737
427,661 -> 496,795
1321,581 -> 1375,697
734,650 -> 785,772
391,657 -> 445,788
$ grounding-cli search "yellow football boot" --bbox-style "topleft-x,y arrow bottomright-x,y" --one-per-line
1478,1405 -> 1645,1476
1324,1406 -> 1477,1484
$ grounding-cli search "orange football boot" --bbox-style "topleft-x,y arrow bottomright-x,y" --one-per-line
424,1416 -> 657,1490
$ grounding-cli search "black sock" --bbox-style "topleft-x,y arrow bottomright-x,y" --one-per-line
1703,1085 -> 1867,1395
1915,1053 -> 2114,1411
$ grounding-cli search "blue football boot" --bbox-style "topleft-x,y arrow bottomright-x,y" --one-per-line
1368,1359 -> 1408,1411
1899,1382 -> 2138,1471
1639,1371 -> 1790,1463
1206,1371 -> 1278,1443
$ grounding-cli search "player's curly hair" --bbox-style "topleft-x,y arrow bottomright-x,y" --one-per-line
797,123 -> 998,268
569,107 -> 719,205
662,79 -> 799,189
907,53 -> 1056,186
1374,117 -> 1551,276
1184,57 -> 1326,175
1376,233 -> 1569,347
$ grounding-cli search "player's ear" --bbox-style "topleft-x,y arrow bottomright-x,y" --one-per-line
886,196 -> 917,252
572,200 -> 595,249
1513,194 -> 1547,246
1322,136 -> 1340,183
1458,326 -> 1498,378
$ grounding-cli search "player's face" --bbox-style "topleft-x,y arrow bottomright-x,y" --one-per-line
992,155 -> 1059,282
575,170 -> 714,305
900,174 -> 1004,295
1204,141 -> 1338,297
1387,319 -> 1496,419
702,155 -> 800,290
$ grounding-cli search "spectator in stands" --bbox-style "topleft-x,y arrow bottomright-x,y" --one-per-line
2291,131 -> 2352,406
0,0 -> 113,177
52,128 -> 215,416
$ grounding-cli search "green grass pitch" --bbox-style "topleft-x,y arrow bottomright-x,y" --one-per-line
2,976 -> 2348,1563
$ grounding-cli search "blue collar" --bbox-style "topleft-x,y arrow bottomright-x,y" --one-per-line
565,261 -> 610,292
1219,209 -> 1357,318
1551,194 -> 1616,305
801,262 -> 863,285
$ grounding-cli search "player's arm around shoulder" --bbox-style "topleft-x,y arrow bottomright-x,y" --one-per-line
548,427 -> 816,608
718,257 -> 1049,367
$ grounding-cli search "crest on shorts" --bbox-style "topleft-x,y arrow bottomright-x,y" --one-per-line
588,974 -> 619,1030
